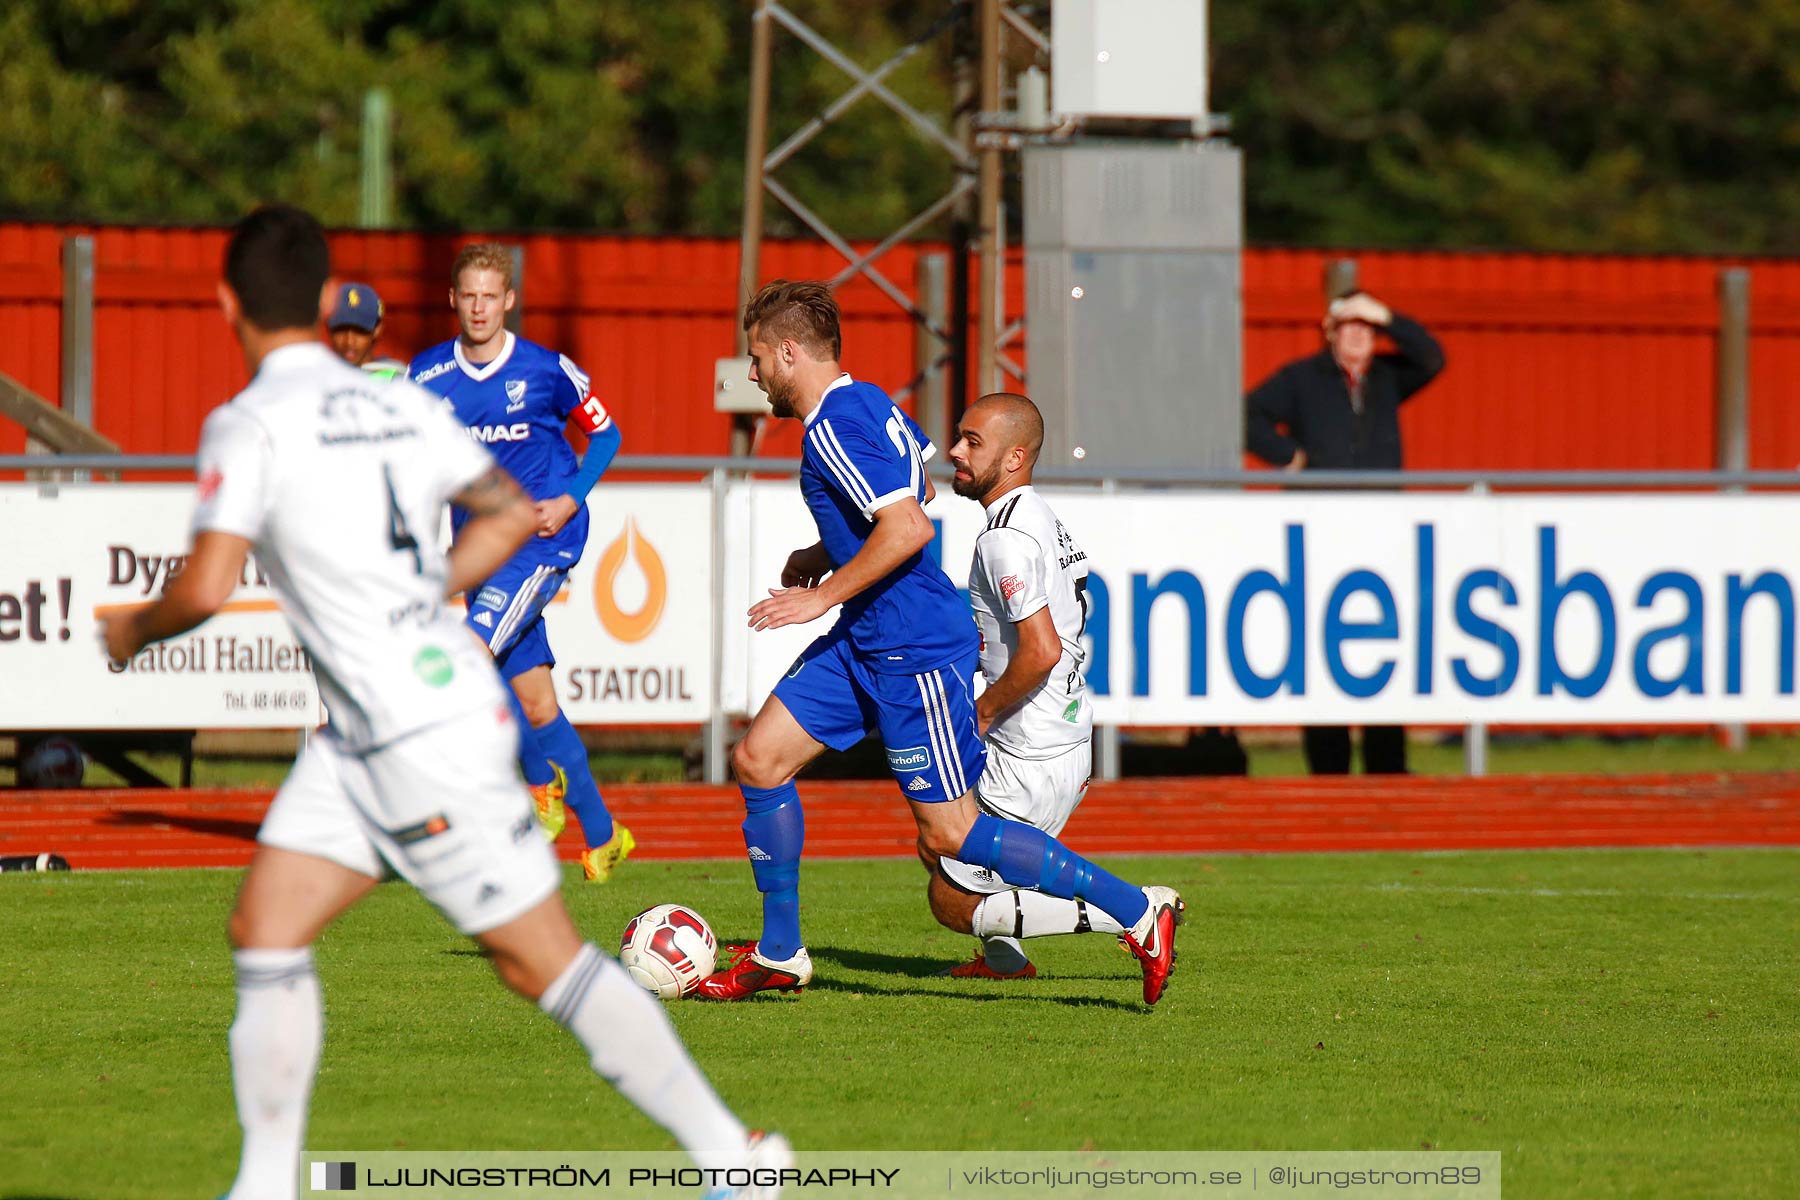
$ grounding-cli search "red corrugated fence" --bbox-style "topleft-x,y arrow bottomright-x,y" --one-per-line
5,223 -> 1799,470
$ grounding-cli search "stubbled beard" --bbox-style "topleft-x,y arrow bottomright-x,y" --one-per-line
764,374 -> 799,418
951,462 -> 1000,498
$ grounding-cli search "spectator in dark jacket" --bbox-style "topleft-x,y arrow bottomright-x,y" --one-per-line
1244,291 -> 1446,774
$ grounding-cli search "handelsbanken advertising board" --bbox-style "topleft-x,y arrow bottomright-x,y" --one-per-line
731,488 -> 1800,725
6,484 -> 1796,728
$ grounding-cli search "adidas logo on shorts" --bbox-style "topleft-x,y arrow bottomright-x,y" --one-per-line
747,846 -> 772,861
473,611 -> 495,628
906,776 -> 932,793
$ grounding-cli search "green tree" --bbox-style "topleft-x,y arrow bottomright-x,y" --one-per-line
6,1 -> 1797,252
0,0 -> 960,237
1212,0 -> 1800,252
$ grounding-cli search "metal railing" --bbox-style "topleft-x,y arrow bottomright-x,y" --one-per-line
5,455 -> 1798,489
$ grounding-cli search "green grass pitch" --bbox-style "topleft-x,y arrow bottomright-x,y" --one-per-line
3,850 -> 1795,1199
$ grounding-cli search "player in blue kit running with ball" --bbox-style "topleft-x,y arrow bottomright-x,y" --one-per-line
694,280 -> 1184,1005
409,244 -> 634,882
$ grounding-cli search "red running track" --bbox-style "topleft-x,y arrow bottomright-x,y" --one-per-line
4,773 -> 1800,871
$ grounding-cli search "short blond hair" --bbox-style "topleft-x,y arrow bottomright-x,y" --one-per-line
452,242 -> 514,290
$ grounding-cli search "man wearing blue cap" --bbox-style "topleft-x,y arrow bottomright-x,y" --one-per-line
326,282 -> 406,380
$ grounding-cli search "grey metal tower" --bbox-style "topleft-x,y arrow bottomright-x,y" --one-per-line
1023,141 -> 1243,472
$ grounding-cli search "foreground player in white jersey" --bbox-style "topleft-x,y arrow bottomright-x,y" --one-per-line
931,392 -> 1140,980
99,206 -> 787,1200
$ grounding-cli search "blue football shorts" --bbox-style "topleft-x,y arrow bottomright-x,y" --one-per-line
464,558 -> 567,681
773,633 -> 986,803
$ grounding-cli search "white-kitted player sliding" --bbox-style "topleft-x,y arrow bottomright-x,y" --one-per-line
930,392 -> 1183,982
99,205 -> 788,1200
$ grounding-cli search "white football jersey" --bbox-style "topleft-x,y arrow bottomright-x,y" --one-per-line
967,486 -> 1093,758
192,342 -> 507,751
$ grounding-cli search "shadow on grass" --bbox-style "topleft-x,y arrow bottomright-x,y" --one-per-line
101,809 -> 261,842
805,946 -> 1146,1013
806,944 -> 960,978
432,943 -> 1147,1011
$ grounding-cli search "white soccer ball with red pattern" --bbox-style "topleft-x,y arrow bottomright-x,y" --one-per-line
619,904 -> 718,1000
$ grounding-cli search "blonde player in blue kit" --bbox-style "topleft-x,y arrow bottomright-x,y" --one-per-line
409,244 -> 634,882
694,281 -> 1184,1006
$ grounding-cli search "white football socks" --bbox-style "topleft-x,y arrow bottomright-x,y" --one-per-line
539,943 -> 750,1171
972,889 -> 1126,941
225,947 -> 322,1200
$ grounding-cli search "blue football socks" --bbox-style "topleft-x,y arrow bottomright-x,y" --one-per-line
741,782 -> 805,961
956,814 -> 1150,931
533,711 -> 614,846
504,688 -> 556,788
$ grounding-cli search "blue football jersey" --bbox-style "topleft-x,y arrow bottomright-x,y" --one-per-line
408,332 -> 596,564
801,376 -> 976,672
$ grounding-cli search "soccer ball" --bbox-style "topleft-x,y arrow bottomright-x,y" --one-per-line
21,737 -> 85,789
619,904 -> 718,1000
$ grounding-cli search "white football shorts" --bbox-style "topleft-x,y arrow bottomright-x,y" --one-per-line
938,738 -> 1092,895
258,704 -> 561,935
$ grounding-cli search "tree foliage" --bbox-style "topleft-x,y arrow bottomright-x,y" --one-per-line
0,0 -> 955,235
3,0 -> 1796,253
1213,0 -> 1800,251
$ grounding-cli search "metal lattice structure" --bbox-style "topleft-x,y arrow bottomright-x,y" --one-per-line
733,0 -> 1046,450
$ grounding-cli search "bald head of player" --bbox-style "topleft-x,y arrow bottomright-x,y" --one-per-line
217,205 -> 333,374
949,392 -> 1045,506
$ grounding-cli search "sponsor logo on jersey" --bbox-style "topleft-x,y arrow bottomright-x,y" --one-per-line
472,610 -> 494,628
505,379 -> 528,411
905,776 -> 932,792
412,646 -> 455,687
886,745 -> 931,773
1000,574 -> 1026,600
388,599 -> 441,628
476,586 -> 508,611
197,468 -> 223,503
1063,699 -> 1081,722
414,360 -> 456,384
469,423 -> 532,443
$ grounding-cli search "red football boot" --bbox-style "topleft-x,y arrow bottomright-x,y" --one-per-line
941,952 -> 1038,980
693,942 -> 813,1000
1120,887 -> 1185,1005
